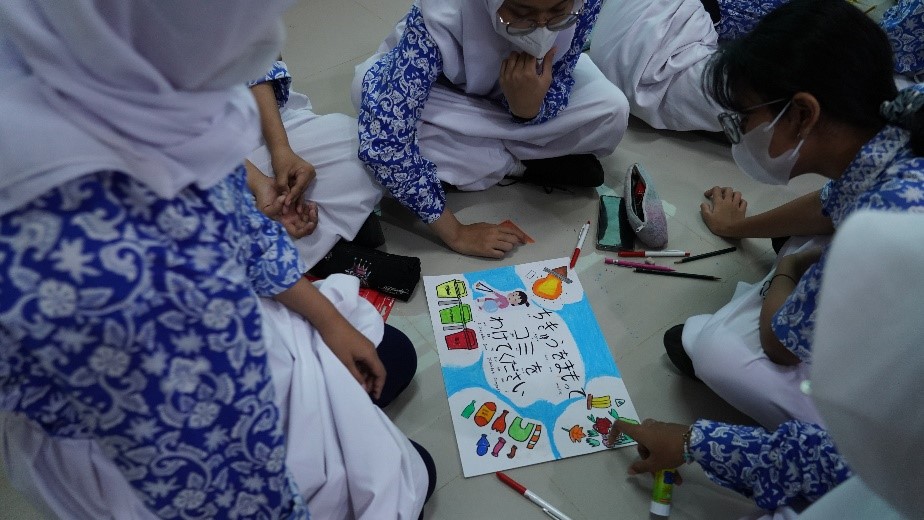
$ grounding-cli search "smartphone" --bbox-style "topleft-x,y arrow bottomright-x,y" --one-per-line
596,195 -> 634,251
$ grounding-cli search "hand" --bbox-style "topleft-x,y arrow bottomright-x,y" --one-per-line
430,210 -> 527,258
499,47 -> 556,120
609,419 -> 689,479
321,322 -> 387,400
776,247 -> 824,280
701,186 -> 748,238
250,167 -> 319,239
270,148 -> 316,212
277,200 -> 318,239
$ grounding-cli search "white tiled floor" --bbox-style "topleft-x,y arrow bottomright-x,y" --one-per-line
0,1 -> 827,518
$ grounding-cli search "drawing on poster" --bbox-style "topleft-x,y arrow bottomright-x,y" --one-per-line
423,257 -> 641,477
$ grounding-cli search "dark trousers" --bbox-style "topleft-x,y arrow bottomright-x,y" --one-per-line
374,324 -> 436,507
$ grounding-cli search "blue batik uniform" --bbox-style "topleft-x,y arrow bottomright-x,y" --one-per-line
716,0 -> 924,79
0,168 -> 309,519
772,123 -> 924,362
690,110 -> 924,511
691,419 -> 852,510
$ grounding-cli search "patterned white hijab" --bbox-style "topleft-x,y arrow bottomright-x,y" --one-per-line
808,210 -> 924,518
0,0 -> 293,217
418,0 -> 575,97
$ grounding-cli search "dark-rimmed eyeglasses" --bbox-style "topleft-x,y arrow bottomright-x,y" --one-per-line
497,0 -> 583,36
718,98 -> 788,144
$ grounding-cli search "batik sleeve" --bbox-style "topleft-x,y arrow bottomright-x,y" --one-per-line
226,167 -> 307,296
690,419 -> 852,510
357,6 -> 445,224
881,0 -> 924,78
248,60 -> 292,108
715,0 -> 789,41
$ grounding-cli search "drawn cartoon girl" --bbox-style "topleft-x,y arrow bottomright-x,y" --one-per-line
474,281 -> 529,313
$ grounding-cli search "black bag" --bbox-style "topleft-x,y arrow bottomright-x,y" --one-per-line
309,241 -> 421,302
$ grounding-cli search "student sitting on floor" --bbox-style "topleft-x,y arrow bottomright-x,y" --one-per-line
662,0 -> 924,432
610,210 -> 924,518
352,0 -> 630,258
587,0 -> 923,132
0,1 -> 433,518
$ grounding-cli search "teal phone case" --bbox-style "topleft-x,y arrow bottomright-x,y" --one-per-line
596,195 -> 633,251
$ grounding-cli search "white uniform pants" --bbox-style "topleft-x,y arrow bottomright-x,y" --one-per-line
353,54 -> 629,191
682,236 -> 830,429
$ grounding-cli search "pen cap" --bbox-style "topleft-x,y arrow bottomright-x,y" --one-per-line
650,500 -> 671,516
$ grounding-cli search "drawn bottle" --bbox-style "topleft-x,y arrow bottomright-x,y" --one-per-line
476,434 -> 490,456
491,409 -> 509,433
461,400 -> 476,419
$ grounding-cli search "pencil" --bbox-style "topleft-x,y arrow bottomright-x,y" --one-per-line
633,268 -> 721,281
674,246 -> 737,264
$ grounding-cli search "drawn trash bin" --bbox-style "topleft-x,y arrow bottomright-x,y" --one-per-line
439,303 -> 472,325
445,328 -> 478,350
436,279 -> 468,299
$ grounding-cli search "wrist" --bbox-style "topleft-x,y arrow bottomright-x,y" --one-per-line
509,104 -> 540,121
429,210 -> 461,244
268,142 -> 295,163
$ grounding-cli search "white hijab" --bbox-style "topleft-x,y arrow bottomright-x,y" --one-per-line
0,0 -> 293,217
418,0 -> 576,98
803,210 -> 924,519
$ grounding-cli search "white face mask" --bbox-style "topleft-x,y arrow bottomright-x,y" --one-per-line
731,100 -> 806,185
493,23 -> 558,59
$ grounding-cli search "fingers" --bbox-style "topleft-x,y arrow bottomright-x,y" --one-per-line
501,223 -> 528,244
609,418 -> 642,446
539,47 -> 556,77
704,186 -> 735,199
284,165 -> 315,210
261,193 -> 287,219
628,458 -> 655,476
367,356 -> 386,400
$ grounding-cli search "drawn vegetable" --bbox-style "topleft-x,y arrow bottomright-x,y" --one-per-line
562,424 -> 586,443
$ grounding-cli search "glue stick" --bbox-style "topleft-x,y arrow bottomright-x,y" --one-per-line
650,468 -> 677,516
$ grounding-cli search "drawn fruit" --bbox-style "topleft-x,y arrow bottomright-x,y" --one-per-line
593,417 -> 613,436
562,424 -> 586,443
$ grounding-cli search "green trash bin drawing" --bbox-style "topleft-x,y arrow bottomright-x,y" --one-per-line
435,279 -> 468,299
439,303 -> 472,325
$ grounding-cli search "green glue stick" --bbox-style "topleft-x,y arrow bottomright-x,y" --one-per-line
650,468 -> 677,516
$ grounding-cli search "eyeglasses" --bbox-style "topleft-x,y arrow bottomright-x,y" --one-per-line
717,97 -> 788,144
497,0 -> 583,36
